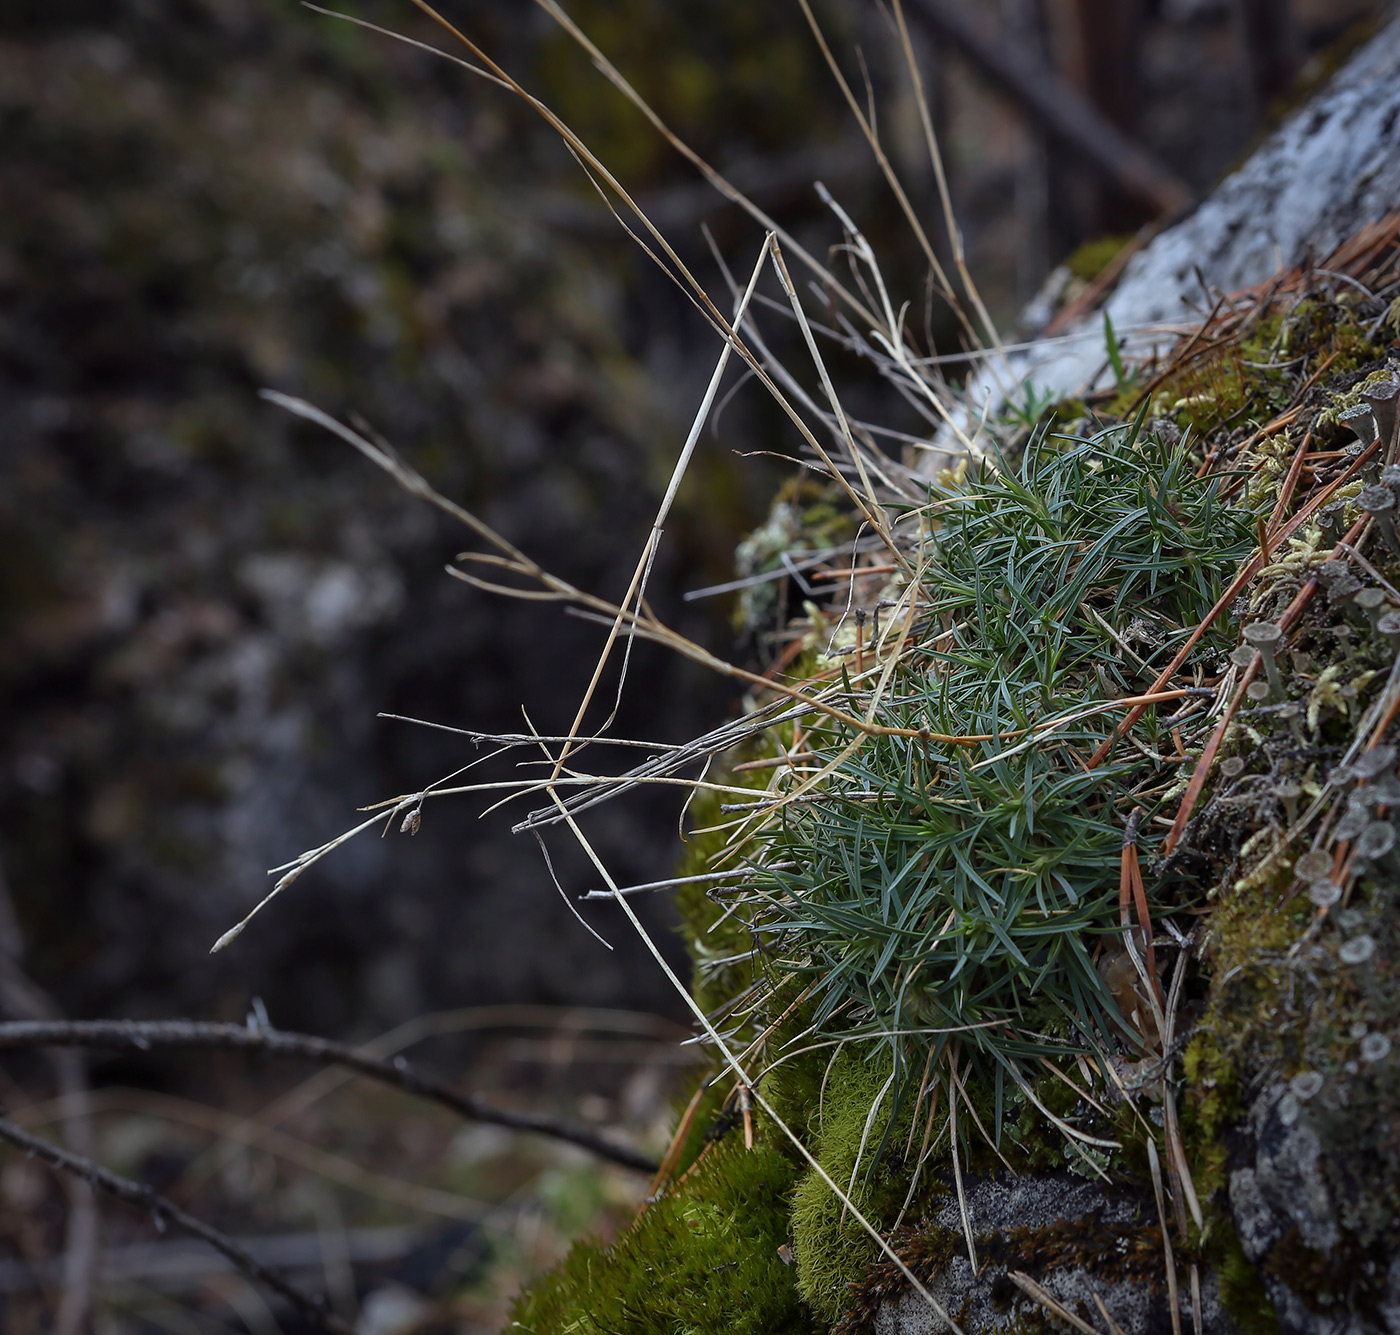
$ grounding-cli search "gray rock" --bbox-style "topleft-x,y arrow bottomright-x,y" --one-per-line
875,1172 -> 1234,1335
1246,1083 -> 1339,1254
1228,1082 -> 1400,1335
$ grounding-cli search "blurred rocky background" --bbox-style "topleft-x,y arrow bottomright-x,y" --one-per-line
0,0 -> 1388,1330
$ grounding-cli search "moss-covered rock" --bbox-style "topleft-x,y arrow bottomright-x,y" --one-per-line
509,223 -> 1400,1333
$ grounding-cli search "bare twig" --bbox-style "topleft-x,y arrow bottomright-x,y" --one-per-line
0,1223 -> 425,1295
0,1117 -> 350,1334
0,1019 -> 657,1174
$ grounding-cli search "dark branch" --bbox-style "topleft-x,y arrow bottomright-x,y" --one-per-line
0,1019 -> 659,1174
902,0 -> 1193,216
0,854 -> 99,1335
0,1116 -> 351,1334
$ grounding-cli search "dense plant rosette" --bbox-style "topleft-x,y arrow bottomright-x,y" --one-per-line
719,418 -> 1263,1113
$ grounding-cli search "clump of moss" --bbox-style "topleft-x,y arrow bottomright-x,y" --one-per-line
1064,235 -> 1135,283
730,480 -> 858,639
1215,1227 -> 1281,1335
508,1133 -> 815,1335
788,1048 -> 915,1323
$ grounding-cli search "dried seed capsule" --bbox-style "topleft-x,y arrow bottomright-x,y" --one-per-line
1339,935 -> 1377,965
1315,557 -> 1350,586
1294,850 -> 1334,883
1335,800 -> 1372,841
1308,879 -> 1343,907
1360,1033 -> 1392,1062
1359,484 -> 1400,560
1355,586 -> 1392,631
1317,504 -> 1346,545
1340,402 -> 1378,443
1291,1070 -> 1325,1099
1351,745 -> 1398,780
1328,573 -> 1363,607
1360,483 -> 1399,515
1278,703 -> 1307,745
1242,620 -> 1286,699
1354,820 -> 1398,871
1361,378 -> 1399,455
1352,784 -> 1380,811
1356,820 -> 1396,855
1276,779 -> 1303,820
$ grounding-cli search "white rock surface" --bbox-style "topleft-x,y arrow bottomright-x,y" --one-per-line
936,8 -> 1400,454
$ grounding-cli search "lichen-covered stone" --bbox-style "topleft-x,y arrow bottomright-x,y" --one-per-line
855,1173 -> 1234,1335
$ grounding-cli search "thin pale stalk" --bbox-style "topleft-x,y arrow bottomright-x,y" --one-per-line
530,0 -> 883,332
549,793 -> 969,1335
889,0 -> 1004,361
549,236 -> 771,779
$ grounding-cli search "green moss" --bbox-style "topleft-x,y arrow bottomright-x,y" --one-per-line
790,1047 -> 914,1323
1063,235 -> 1134,283
731,479 -> 857,636
1179,1033 -> 1239,1207
1275,298 -> 1380,374
1124,312 -> 1291,434
1098,296 -> 1388,440
509,1134 -> 816,1334
1216,1225 -> 1281,1335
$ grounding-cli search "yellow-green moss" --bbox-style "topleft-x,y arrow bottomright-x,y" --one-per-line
1064,235 -> 1134,283
790,1047 -> 914,1323
1216,1225 -> 1282,1335
509,1133 -> 816,1335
